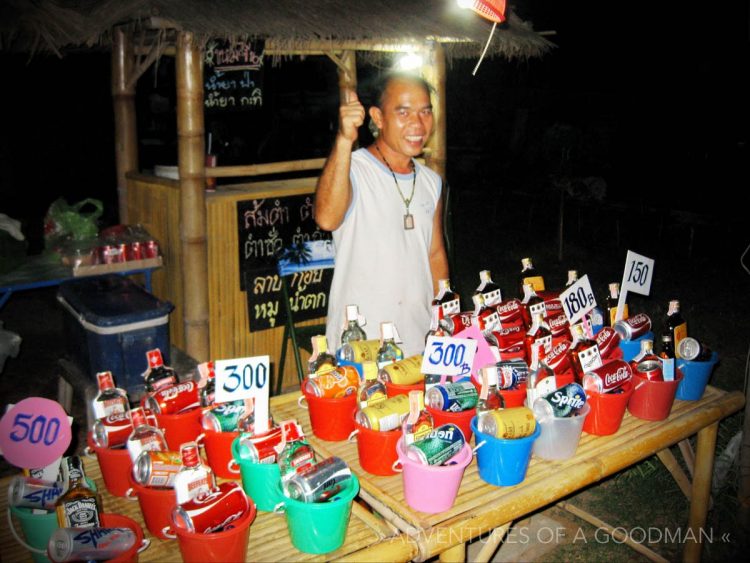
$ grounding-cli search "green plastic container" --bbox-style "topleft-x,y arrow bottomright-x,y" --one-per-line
277,474 -> 359,554
231,436 -> 282,512
9,505 -> 58,563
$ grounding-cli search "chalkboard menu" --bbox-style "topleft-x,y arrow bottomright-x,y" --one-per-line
238,195 -> 333,332
204,39 -> 265,112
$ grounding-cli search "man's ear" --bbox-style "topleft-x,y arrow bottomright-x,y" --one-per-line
368,106 -> 383,130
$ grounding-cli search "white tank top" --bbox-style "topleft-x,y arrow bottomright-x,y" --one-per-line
325,148 -> 442,357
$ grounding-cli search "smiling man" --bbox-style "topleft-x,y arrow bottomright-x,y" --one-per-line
314,72 -> 449,356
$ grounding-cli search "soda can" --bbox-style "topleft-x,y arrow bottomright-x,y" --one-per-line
9,476 -> 64,510
425,381 -> 478,412
496,360 -> 528,389
440,311 -> 473,335
236,420 -> 302,463
341,339 -> 381,362
477,407 -> 536,439
543,298 -> 563,318
547,313 -> 570,339
545,340 -> 572,375
677,337 -> 711,361
144,239 -> 160,259
582,359 -> 632,394
92,409 -> 158,449
133,450 -> 183,487
378,355 -> 424,385
172,482 -> 249,534
495,299 -> 525,327
533,382 -> 587,419
304,365 -> 359,398
406,423 -> 466,466
488,325 -> 524,348
635,359 -> 663,381
595,326 -> 621,360
97,244 -> 125,265
613,313 -> 652,341
201,400 -> 246,432
127,240 -> 143,261
496,343 -> 526,362
144,380 -> 200,415
47,527 -> 136,563
284,456 -> 352,502
355,394 -> 410,431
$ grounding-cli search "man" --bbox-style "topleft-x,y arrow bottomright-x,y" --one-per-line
314,72 -> 449,356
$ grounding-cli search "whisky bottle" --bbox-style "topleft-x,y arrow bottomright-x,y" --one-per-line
659,334 -> 675,360
308,335 -> 337,376
402,390 -> 434,445
55,456 -> 102,528
126,406 -> 167,462
92,371 -> 129,420
567,322 -> 603,382
432,278 -> 461,317
630,339 -> 659,370
173,441 -> 216,504
425,303 -> 447,342
358,361 -> 387,409
664,300 -> 688,358
340,304 -> 367,346
524,312 -> 552,362
519,257 -> 545,295
520,283 -> 546,329
376,322 -> 404,369
604,282 -> 627,326
475,270 -> 502,307
472,293 -> 500,335
143,349 -> 178,393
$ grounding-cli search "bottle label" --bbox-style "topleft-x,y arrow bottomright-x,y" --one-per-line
174,469 -> 212,504
93,396 -> 127,420
380,355 -> 424,385
673,323 -> 688,358
523,275 -> 546,292
60,497 -> 99,528
609,305 -> 628,326
529,302 -> 546,318
441,298 -> 461,317
577,345 -> 603,373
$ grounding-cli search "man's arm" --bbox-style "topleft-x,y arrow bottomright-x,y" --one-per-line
314,89 -> 365,231
429,193 -> 450,295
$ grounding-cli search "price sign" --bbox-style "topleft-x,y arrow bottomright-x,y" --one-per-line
215,355 -> 270,433
559,274 -> 597,325
421,336 -> 476,377
0,398 -> 72,469
616,250 -> 655,321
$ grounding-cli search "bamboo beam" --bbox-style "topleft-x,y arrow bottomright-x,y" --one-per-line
684,422 -> 718,562
438,542 -> 466,562
656,448 -> 692,501
176,31 -> 210,362
422,41 -> 447,179
474,523 -> 510,563
679,439 -> 696,478
112,27 -> 139,223
206,158 -> 326,177
333,535 -> 418,563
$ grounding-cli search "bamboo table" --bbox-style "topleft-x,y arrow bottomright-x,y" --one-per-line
273,385 -> 744,563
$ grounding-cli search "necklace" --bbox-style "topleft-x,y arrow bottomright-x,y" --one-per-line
375,144 -> 417,230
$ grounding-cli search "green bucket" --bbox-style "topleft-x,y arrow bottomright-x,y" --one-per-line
8,505 -> 58,563
275,474 -> 359,554
231,436 -> 282,512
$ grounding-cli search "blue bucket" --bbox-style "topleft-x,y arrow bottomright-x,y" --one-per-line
618,331 -> 654,362
675,352 -> 718,401
470,417 -> 540,487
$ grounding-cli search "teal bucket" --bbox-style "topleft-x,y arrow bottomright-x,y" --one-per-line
275,474 -> 359,554
8,505 -> 58,563
231,436 -> 282,512
471,417 -> 540,487
676,352 -> 719,401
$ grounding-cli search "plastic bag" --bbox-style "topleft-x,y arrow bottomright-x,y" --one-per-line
0,321 -> 22,374
43,197 -> 103,247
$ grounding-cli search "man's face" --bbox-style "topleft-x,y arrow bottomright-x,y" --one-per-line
370,78 -> 434,160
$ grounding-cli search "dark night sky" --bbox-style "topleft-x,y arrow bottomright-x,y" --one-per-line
0,0 -> 748,250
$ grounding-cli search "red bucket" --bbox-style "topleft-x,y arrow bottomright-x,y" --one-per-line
352,420 -> 402,476
100,513 -> 146,563
299,388 -> 357,441
628,370 -> 684,422
499,383 -> 528,408
172,501 -> 257,563
427,405 -> 475,443
127,474 -> 177,540
385,380 -> 423,398
156,407 -> 204,450
86,433 -> 132,497
583,380 -> 634,436
201,430 -> 241,479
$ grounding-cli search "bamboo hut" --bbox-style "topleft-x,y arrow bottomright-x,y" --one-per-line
1,0 -> 554,390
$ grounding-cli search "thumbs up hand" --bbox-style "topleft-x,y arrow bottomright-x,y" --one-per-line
339,89 -> 365,143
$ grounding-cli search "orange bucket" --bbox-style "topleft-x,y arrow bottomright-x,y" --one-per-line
351,419 -> 402,476
156,407 -> 204,450
427,405 -> 475,443
127,474 -> 177,540
628,370 -> 684,421
299,388 -> 357,441
86,433 -> 132,497
583,380 -> 634,436
385,380 -> 423,398
201,430 -> 241,479
100,513 -> 146,563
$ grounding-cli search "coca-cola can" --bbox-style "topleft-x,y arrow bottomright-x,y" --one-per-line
93,410 -> 158,449
144,380 -> 200,415
496,299 -> 525,327
133,450 -> 183,487
171,482 -> 249,534
545,340 -> 572,375
635,359 -> 663,381
543,298 -> 563,318
235,420 -> 301,464
613,313 -> 652,341
582,359 -> 633,394
97,244 -> 124,265
595,326 -> 621,359
144,240 -> 160,259
127,240 -> 143,261
547,313 -> 570,339
440,311 -> 473,335
489,325 -> 524,348
497,343 -> 526,362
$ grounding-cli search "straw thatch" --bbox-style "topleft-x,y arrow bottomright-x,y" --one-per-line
1,0 -> 554,60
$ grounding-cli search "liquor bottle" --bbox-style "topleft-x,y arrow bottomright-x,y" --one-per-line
567,323 -> 603,382
402,390 -> 434,445
376,322 -> 404,369
173,441 -> 216,504
604,282 -> 627,327
432,278 -> 461,317
126,406 -> 167,462
308,335 -> 337,376
565,270 -> 579,288
425,303 -> 447,343
472,293 -> 500,335
519,257 -> 545,295
520,283 -> 546,329
197,361 -> 216,407
236,398 -> 256,433
143,349 -> 178,393
476,366 -> 504,415
340,304 -> 367,346
524,312 -> 552,362
55,456 -> 102,528
526,341 -> 556,406
358,361 -> 387,409
92,371 -> 129,420
659,334 -> 675,360
474,270 -> 502,307
664,300 -> 688,358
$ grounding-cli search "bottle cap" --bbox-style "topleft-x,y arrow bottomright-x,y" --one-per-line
180,442 -> 200,467
97,371 -> 115,391
362,361 -> 378,381
479,270 -> 492,282
380,322 -> 394,340
130,407 -> 146,427
345,304 -> 359,321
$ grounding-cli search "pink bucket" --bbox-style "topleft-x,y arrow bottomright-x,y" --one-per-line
395,440 -> 472,513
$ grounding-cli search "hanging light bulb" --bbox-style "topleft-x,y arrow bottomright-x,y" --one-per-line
456,0 -> 507,23
394,52 -> 423,71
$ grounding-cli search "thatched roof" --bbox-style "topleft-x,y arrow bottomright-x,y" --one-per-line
1,0 -> 554,60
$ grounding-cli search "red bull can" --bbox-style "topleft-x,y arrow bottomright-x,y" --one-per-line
171,482 -> 250,534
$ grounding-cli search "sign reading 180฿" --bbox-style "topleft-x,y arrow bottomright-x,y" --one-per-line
421,336 -> 477,377
559,274 -> 597,325
215,355 -> 270,433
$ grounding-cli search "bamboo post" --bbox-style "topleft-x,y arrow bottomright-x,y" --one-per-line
656,448 -> 692,501
422,41 -> 447,180
176,31 -> 210,362
474,523 -> 510,563
112,27 -> 138,223
684,421 -> 718,563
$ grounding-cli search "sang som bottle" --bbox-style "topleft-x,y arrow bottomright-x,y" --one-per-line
126,406 -> 167,462
521,283 -> 546,329
567,323 -> 603,382
92,371 -> 129,419
565,270 -> 579,288
341,304 -> 367,346
173,441 -> 216,504
475,270 -> 502,307
524,311 -> 552,361
519,257 -> 545,295
432,278 -> 461,317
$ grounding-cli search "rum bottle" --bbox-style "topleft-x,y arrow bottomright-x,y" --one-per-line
604,282 -> 627,327
173,441 -> 216,504
55,456 -> 102,528
92,371 -> 129,419
308,335 -> 337,376
475,270 -> 502,307
524,312 -> 552,362
432,278 -> 461,317
520,283 -> 546,328
340,304 -> 367,345
143,349 -> 178,393
472,293 -> 500,335
519,257 -> 545,295
376,322 -> 404,369
664,300 -> 688,358
126,406 -> 167,462
402,390 -> 433,445
567,323 -> 603,382
358,361 -> 387,409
